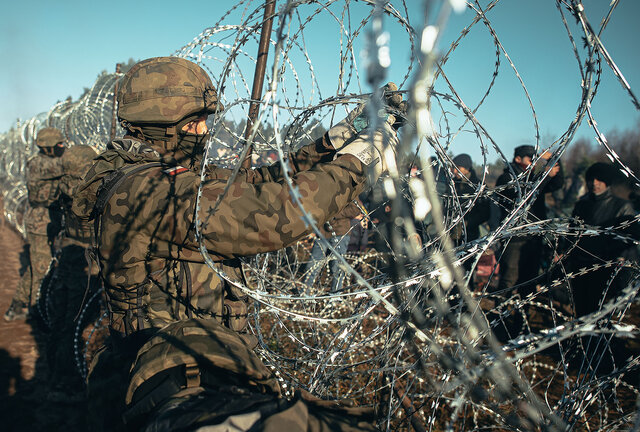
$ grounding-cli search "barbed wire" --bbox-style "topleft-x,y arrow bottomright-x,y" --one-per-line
1,0 -> 639,430
0,71 -> 123,236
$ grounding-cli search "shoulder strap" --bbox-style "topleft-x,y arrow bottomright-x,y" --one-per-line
91,162 -> 163,222
91,162 -> 163,264
89,162 -> 163,333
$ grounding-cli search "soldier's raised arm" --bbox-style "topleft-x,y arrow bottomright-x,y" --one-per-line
230,84 -> 405,185
72,57 -> 402,431
193,153 -> 368,257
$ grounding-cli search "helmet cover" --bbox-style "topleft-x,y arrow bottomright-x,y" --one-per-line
117,57 -> 223,125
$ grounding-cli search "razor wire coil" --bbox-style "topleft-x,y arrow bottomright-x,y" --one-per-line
1,0 -> 639,430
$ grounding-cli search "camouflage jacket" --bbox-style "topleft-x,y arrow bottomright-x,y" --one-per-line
318,200 -> 363,238
25,152 -> 64,235
72,135 -> 367,336
59,145 -> 98,246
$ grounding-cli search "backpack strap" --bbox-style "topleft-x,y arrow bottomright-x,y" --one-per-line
91,162 -> 163,245
91,162 -> 163,225
90,162 -> 162,335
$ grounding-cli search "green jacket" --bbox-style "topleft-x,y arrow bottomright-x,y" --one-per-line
72,135 -> 367,336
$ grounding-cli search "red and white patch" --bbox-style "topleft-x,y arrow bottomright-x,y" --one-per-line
163,166 -> 189,176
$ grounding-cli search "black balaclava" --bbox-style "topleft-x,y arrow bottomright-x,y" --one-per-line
125,112 -> 210,170
53,144 -> 66,158
40,144 -> 66,158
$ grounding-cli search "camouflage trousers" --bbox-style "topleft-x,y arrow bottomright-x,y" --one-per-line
14,232 -> 52,306
46,244 -> 100,393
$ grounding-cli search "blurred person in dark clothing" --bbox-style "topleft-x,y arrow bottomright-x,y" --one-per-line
494,145 -> 564,296
303,201 -> 364,293
566,162 -> 638,316
448,153 -> 490,244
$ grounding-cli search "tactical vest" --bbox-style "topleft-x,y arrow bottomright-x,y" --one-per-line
91,162 -> 249,338
26,153 -> 63,208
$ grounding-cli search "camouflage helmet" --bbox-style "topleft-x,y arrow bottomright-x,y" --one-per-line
117,57 -> 223,125
35,127 -> 65,148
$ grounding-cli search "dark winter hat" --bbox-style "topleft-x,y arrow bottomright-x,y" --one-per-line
452,153 -> 473,171
585,162 -> 617,185
514,145 -> 535,159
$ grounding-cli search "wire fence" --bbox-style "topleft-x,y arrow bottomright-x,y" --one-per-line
1,0 -> 639,430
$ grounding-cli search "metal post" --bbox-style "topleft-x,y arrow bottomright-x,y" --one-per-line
241,0 -> 276,169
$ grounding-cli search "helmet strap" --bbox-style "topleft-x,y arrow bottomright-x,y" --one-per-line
120,113 -> 201,161
163,126 -> 178,152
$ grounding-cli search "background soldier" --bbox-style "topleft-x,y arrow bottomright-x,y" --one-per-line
46,143 -> 99,401
4,128 -> 64,321
71,57 -> 402,430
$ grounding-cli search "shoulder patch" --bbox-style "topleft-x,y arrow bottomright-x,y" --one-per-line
163,166 -> 189,176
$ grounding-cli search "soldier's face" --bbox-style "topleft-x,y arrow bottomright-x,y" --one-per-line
53,143 -> 65,157
181,116 -> 209,135
40,143 -> 65,157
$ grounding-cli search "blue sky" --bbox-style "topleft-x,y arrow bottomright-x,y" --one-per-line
1,0 -> 638,161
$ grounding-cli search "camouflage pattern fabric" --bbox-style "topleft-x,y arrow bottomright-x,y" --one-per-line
72,135 -> 367,337
117,57 -> 222,125
74,130 -> 370,429
74,53 -> 386,429
12,152 -> 64,306
14,232 -> 52,306
124,319 -> 280,416
25,152 -> 64,234
46,144 -> 100,396
60,144 -> 99,245
119,319 -> 375,432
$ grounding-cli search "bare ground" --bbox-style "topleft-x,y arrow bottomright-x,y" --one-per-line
0,216 -> 88,431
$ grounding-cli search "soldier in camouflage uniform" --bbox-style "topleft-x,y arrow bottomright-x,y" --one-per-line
72,57 -> 402,430
4,128 -> 65,321
46,143 -> 100,401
